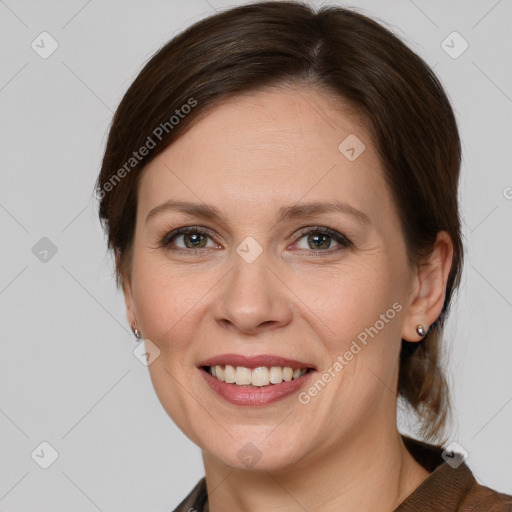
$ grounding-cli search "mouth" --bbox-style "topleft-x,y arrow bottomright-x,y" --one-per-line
202,364 -> 313,386
198,353 -> 316,386
197,354 -> 317,406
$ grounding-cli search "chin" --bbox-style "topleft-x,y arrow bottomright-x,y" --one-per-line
203,432 -> 309,472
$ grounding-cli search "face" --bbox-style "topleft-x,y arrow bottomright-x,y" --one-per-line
123,85 -> 419,472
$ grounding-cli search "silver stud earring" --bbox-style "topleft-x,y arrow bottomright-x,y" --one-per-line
133,328 -> 142,341
416,324 -> 426,337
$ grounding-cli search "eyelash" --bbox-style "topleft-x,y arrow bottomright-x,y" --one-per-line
159,225 -> 352,256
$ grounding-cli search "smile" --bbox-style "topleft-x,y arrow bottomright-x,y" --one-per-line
204,365 -> 310,386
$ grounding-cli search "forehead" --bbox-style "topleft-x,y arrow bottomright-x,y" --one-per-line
171,85 -> 370,162
137,86 -> 391,226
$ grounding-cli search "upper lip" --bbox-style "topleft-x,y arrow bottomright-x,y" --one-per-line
198,354 -> 316,370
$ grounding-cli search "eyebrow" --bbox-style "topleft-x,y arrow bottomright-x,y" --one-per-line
145,199 -> 370,226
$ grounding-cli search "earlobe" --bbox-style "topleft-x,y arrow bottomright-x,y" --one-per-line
401,231 -> 454,342
416,324 -> 427,337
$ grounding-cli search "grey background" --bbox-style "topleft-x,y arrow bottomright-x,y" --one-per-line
0,0 -> 511,510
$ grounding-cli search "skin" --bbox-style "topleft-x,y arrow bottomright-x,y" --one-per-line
122,84 -> 454,511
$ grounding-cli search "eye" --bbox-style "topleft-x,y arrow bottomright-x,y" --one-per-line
158,225 -> 352,256
292,227 -> 352,253
161,226 -> 218,252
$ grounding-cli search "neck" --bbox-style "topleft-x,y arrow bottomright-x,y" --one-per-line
203,425 -> 431,512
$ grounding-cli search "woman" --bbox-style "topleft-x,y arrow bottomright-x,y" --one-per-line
95,2 -> 512,510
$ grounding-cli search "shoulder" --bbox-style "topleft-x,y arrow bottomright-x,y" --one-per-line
459,481 -> 512,511
397,435 -> 512,511
394,460 -> 512,511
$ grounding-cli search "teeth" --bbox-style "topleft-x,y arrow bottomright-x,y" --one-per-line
235,366 -> 252,385
224,365 -> 236,383
269,366 -> 283,384
283,367 -> 293,382
251,367 -> 269,387
209,365 -> 308,386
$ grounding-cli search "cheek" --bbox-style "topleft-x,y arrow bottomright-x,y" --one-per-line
130,253 -> 236,371
130,258 -> 208,438
294,260 -> 400,350
294,261 -> 405,410
130,255 -> 205,352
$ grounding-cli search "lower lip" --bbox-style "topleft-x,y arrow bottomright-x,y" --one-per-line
199,368 -> 315,406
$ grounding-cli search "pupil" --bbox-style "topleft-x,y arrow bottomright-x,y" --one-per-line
309,233 -> 330,250
185,232 -> 205,248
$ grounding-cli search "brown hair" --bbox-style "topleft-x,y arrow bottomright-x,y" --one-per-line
95,1 -> 463,443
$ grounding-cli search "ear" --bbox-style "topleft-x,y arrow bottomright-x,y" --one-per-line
401,231 -> 454,342
123,278 -> 137,331
116,251 -> 137,331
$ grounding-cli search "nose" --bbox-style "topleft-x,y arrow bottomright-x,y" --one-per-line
211,250 -> 293,335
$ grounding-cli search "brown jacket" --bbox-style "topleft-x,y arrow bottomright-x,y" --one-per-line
172,435 -> 512,511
